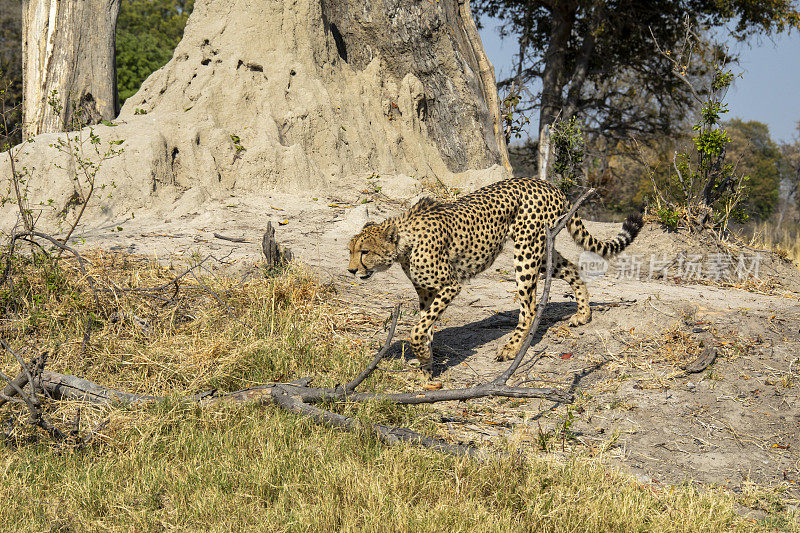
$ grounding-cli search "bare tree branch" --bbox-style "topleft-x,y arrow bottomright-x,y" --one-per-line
0,194 -> 599,453
40,371 -> 161,405
343,304 -> 401,393
271,385 -> 481,457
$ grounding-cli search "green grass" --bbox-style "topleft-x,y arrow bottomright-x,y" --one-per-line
1,401 -> 774,532
0,250 -> 796,531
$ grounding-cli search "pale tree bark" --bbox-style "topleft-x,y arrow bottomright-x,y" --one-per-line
22,0 -> 120,138
457,0 -> 512,173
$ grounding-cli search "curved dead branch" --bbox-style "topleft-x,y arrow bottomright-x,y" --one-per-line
271,385 -> 480,457
0,191 -> 597,456
342,304 -> 401,393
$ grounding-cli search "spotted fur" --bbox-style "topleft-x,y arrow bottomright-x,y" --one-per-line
347,177 -> 643,375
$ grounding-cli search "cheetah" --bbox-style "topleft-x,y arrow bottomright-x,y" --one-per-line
347,177 -> 643,375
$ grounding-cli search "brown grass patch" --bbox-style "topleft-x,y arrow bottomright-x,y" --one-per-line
0,249 -> 796,531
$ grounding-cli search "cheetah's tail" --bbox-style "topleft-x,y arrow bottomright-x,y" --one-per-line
567,212 -> 643,258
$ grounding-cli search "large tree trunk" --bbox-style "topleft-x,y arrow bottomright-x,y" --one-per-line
537,5 -> 574,136
21,0 -> 120,138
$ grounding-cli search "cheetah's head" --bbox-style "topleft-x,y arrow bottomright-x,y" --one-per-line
347,222 -> 399,280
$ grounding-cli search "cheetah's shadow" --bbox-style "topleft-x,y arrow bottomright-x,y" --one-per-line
382,300 -> 579,377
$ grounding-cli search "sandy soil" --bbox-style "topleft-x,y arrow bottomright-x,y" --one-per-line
67,180 -> 800,502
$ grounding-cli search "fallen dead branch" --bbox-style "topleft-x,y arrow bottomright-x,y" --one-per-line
0,191 -> 600,456
270,385 -> 481,456
682,347 -> 717,373
0,191 -> 596,456
0,341 -> 64,440
213,232 -> 250,243
40,371 -> 161,405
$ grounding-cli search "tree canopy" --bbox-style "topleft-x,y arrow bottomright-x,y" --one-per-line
725,119 -> 782,220
473,0 -> 800,143
116,0 -> 194,103
0,0 -> 22,147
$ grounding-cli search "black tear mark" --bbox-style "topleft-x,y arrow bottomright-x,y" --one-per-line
330,23 -> 347,63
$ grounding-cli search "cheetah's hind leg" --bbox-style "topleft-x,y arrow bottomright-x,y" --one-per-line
542,252 -> 591,326
495,237 -> 542,362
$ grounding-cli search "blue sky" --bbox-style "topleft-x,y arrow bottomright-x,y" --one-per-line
477,20 -> 800,143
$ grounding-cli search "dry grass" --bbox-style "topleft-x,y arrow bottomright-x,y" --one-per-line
0,249 -> 796,531
746,221 -> 800,269
1,250 -> 373,396
4,400 -> 782,532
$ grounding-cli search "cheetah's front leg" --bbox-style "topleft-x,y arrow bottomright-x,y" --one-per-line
409,283 -> 461,376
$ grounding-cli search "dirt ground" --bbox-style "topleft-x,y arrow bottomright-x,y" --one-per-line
69,179 -> 800,505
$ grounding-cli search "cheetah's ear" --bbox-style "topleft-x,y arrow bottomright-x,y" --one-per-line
382,223 -> 399,244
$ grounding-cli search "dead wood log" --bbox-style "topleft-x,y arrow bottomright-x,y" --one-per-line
0,342 -> 64,439
213,233 -> 249,243
0,368 -> 33,408
262,221 -> 293,270
0,370 -> 29,408
683,347 -> 717,373
271,385 -> 481,456
40,371 -> 161,405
